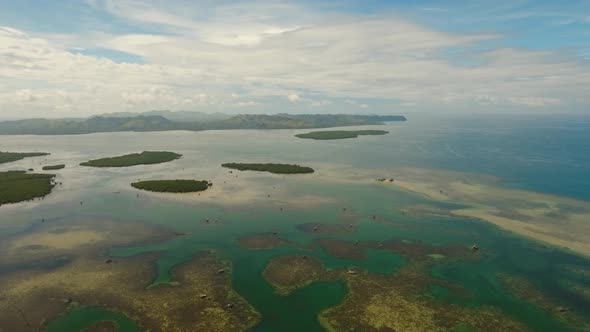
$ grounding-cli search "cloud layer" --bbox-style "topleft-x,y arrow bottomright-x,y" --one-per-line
0,0 -> 589,118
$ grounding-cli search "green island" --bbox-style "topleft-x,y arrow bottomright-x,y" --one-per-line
0,151 -> 49,164
80,151 -> 181,167
221,163 -> 314,174
295,130 -> 389,140
0,171 -> 55,205
131,180 -> 210,193
42,164 -> 65,170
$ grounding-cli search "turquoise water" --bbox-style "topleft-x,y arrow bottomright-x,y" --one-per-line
45,306 -> 139,331
88,180 -> 590,331
0,114 -> 589,331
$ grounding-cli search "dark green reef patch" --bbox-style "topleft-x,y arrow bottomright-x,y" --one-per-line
80,151 -> 181,167
42,164 -> 66,170
82,320 -> 117,332
0,151 -> 49,164
238,233 -> 292,250
296,222 -> 356,235
316,238 -> 366,260
221,163 -> 314,174
131,179 -> 210,193
295,130 -> 389,140
0,171 -> 55,205
262,255 -> 337,296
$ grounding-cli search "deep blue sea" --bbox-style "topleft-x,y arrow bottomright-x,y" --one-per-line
347,113 -> 590,201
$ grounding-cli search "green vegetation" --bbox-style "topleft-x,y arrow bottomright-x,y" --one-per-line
80,151 -> 181,167
221,163 -> 314,174
295,130 -> 389,140
0,171 -> 55,205
0,114 -> 406,135
42,164 -> 65,170
0,151 -> 49,164
131,180 -> 210,193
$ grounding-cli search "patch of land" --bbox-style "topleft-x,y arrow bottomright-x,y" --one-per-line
131,180 -> 210,193
0,252 -> 260,332
295,130 -> 389,140
42,164 -> 65,170
296,222 -> 356,235
221,163 -> 314,174
0,151 -> 49,164
384,167 -> 590,257
262,255 -> 338,295
238,233 -> 291,250
0,171 -> 55,205
80,151 -> 181,167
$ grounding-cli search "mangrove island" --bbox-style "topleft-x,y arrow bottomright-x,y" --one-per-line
42,164 -> 65,170
295,130 -> 389,140
0,151 -> 49,164
0,171 -> 56,205
221,163 -> 314,174
80,151 -> 181,167
131,180 -> 210,193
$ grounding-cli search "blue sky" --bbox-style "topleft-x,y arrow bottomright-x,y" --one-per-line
0,0 -> 589,118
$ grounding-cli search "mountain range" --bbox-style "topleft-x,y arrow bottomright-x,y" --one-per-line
0,112 -> 406,135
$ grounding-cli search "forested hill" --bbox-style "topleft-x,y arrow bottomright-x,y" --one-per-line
0,114 -> 406,135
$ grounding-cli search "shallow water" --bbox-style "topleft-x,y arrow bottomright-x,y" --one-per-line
45,307 -> 140,332
1,113 -> 589,331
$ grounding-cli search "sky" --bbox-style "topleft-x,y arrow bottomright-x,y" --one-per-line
0,0 -> 589,119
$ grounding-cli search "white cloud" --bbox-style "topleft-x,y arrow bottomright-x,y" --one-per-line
235,101 -> 259,107
311,100 -> 333,107
508,97 -> 561,107
0,0 -> 589,118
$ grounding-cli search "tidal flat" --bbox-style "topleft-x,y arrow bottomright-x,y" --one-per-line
0,116 -> 589,331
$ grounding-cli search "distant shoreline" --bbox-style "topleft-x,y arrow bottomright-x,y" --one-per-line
0,113 -> 406,136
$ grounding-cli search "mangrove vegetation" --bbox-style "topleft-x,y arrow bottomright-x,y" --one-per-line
221,163 -> 314,174
295,130 -> 389,140
0,171 -> 55,205
80,151 -> 181,167
42,164 -> 65,170
131,180 -> 210,193
0,151 -> 49,164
